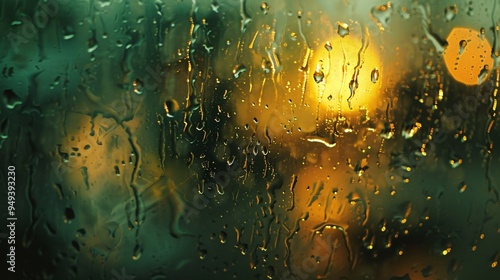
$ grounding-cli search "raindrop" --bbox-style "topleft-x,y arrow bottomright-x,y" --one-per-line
458,181 -> 467,193
267,266 -> 275,278
0,118 -> 9,140
337,22 -> 350,37
313,68 -> 324,83
211,0 -> 219,12
63,26 -> 75,40
371,2 -> 392,30
444,5 -> 458,22
3,89 -> 23,109
64,207 -> 75,224
219,231 -> 227,244
449,154 -> 463,168
459,40 -> 467,55
199,249 -> 207,260
132,78 -> 144,95
132,243 -> 143,261
114,166 -> 120,176
232,64 -> 247,79
478,65 -> 489,84
324,41 -> 332,51
371,68 -> 379,83
164,99 -> 179,118
87,37 -> 98,53
480,27 -> 485,40
260,2 -> 270,15
96,0 -> 111,8
380,122 -> 395,139
261,58 -> 272,73
80,166 -> 90,190
401,121 -> 421,139
347,191 -> 361,204
227,156 -> 236,166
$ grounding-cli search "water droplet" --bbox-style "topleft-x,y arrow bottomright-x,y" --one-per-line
458,181 -> 467,193
199,249 -> 207,260
87,37 -> 98,53
64,207 -> 75,224
478,65 -> 489,84
260,2 -> 270,15
402,121 -> 421,139
114,166 -> 121,176
449,154 -> 463,168
219,231 -> 227,244
232,64 -> 247,79
459,40 -> 467,55
324,41 -> 332,51
63,26 -> 75,40
261,58 -> 272,73
164,99 -> 179,118
267,266 -> 275,278
347,191 -> 361,204
371,68 -> 379,83
80,166 -> 90,190
0,118 -> 10,141
132,243 -> 143,260
313,68 -> 324,84
132,78 -> 144,95
444,5 -> 458,22
96,0 -> 111,8
3,89 -> 23,109
380,122 -> 395,139
371,2 -> 392,30
337,22 -> 350,37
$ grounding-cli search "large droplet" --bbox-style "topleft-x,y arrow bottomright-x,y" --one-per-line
337,22 -> 350,37
371,2 -> 392,30
3,89 -> 23,109
458,40 -> 467,55
444,5 -> 458,22
313,68 -> 325,84
164,99 -> 179,118
478,65 -> 489,84
132,243 -> 143,261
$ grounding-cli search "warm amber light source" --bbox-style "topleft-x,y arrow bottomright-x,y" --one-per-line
443,27 -> 494,85
310,28 -> 382,116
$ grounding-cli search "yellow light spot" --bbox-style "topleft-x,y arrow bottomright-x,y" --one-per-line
310,27 -> 383,115
443,27 -> 494,85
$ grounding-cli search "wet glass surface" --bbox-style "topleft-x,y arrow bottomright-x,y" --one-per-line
0,0 -> 500,279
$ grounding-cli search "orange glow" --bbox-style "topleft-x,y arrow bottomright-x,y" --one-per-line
309,29 -> 383,115
443,27 -> 493,85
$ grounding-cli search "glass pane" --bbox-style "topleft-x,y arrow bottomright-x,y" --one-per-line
1,0 -> 499,279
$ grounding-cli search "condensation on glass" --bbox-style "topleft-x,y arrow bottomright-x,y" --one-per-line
0,0 -> 499,279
